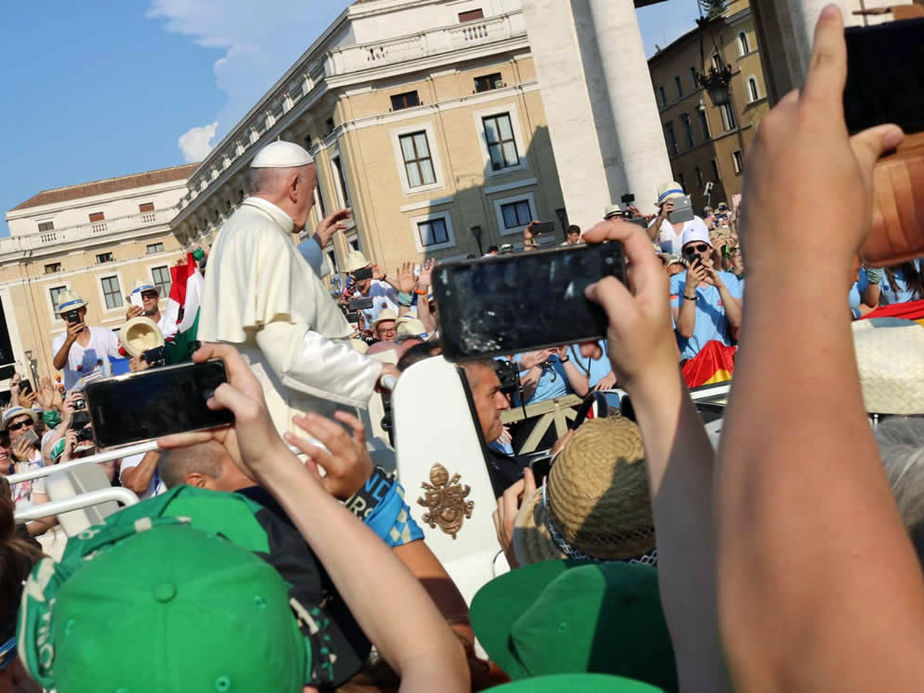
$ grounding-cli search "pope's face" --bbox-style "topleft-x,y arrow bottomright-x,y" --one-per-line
292,165 -> 318,232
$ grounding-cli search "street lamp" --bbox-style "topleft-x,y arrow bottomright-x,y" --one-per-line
697,63 -> 733,107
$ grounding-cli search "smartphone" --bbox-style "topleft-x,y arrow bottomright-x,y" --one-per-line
668,195 -> 695,224
130,291 -> 144,309
18,379 -> 32,396
843,19 -> 923,135
434,243 -> 626,361
348,296 -> 374,311
345,311 -> 361,324
21,429 -> 39,447
532,221 -> 554,236
352,267 -> 373,281
85,360 -> 234,448
65,309 -> 81,325
529,453 -> 554,486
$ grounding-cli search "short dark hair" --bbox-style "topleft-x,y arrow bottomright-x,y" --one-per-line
566,225 -> 581,235
159,442 -> 224,489
397,342 -> 439,372
486,245 -> 499,253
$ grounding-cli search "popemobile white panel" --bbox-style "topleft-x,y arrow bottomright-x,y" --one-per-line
393,356 -> 507,606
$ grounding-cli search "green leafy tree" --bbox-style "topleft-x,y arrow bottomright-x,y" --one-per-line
699,0 -> 727,18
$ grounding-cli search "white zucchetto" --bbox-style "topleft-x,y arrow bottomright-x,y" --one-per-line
250,141 -> 314,169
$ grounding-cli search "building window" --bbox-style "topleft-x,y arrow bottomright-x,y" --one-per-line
100,276 -> 123,310
658,86 -> 666,106
674,76 -> 683,99
44,263 -> 62,275
738,31 -> 750,56
720,103 -> 737,131
459,8 -> 484,22
399,132 -> 437,188
139,202 -> 155,213
347,234 -> 361,252
325,118 -> 335,135
664,122 -> 677,154
695,166 -> 704,189
49,286 -> 67,311
146,242 -> 164,255
152,266 -> 172,297
681,114 -> 694,148
96,252 -> 114,264
416,218 -> 449,247
697,108 -> 711,141
677,172 -> 686,190
332,156 -> 351,207
711,158 -> 720,182
89,212 -> 105,223
500,199 -> 532,230
38,221 -> 54,233
747,76 -> 760,102
314,185 -> 327,217
690,66 -> 699,90
474,73 -> 503,93
711,53 -> 722,70
390,91 -> 420,111
482,113 -> 520,170
732,150 -> 744,174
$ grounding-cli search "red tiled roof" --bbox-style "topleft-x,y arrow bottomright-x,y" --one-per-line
10,163 -> 199,212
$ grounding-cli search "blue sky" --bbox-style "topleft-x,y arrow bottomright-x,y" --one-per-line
0,0 -> 697,236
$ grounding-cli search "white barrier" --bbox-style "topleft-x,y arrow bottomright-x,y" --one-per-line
14,487 -> 139,523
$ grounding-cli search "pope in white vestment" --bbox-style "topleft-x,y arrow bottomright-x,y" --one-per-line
197,142 -> 384,434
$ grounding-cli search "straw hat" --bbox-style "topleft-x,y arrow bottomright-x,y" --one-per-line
513,417 -> 655,565
342,249 -> 371,273
395,316 -> 427,338
1,406 -> 38,432
119,317 -> 165,358
655,181 -> 685,207
54,290 -> 87,314
372,309 -> 398,329
131,279 -> 158,296
853,319 -> 924,415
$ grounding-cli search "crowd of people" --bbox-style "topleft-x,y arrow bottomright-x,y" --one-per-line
2,8 -> 924,691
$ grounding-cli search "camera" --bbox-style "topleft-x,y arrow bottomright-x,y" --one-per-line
73,398 -> 87,411
70,410 -> 91,430
494,359 -> 521,396
74,427 -> 95,444
143,346 -> 167,369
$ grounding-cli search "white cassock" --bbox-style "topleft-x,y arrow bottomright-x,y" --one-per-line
198,196 -> 381,434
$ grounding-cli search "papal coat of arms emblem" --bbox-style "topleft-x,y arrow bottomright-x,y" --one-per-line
417,463 -> 473,540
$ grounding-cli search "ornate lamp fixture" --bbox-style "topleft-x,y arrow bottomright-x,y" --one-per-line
697,63 -> 733,106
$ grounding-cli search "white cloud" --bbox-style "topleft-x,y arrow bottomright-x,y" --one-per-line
147,0 -> 348,159
178,121 -> 219,162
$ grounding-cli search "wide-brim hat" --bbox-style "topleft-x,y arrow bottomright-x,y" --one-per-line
372,309 -> 398,328
0,406 -> 38,432
853,318 -> 924,415
131,279 -> 158,296
342,249 -> 372,273
54,290 -> 86,314
513,417 -> 655,565
395,316 -> 427,338
470,559 -> 677,688
655,181 -> 685,207
119,317 -> 165,358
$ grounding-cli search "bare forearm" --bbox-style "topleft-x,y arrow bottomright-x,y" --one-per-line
717,287 -> 742,328
53,340 -> 72,371
417,296 -> 436,333
630,370 -> 727,691
258,456 -> 468,690
718,271 -> 924,687
676,299 -> 697,338
561,360 -> 589,396
120,452 -> 159,494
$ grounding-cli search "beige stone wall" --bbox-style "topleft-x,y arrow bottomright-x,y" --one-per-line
0,226 -> 184,383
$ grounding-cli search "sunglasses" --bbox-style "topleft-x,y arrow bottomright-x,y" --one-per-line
7,419 -> 34,432
682,243 -> 710,256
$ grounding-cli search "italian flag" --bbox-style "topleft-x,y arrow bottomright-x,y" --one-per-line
163,252 -> 204,363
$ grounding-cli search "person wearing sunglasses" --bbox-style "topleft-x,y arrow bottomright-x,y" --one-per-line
669,228 -> 743,362
0,408 -> 41,468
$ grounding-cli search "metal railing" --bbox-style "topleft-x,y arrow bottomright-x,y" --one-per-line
14,487 -> 139,523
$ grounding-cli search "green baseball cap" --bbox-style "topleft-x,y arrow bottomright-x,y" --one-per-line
471,560 -> 677,691
490,673 -> 663,692
18,516 -> 306,692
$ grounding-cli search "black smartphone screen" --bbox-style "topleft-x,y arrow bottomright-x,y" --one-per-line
348,296 -> 374,311
434,242 -> 626,361
844,19 -> 924,135
18,379 -> 32,396
85,360 -> 234,448
530,455 -> 553,486
532,221 -> 555,235
352,267 -> 373,281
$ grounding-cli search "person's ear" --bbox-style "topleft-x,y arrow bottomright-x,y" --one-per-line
288,170 -> 301,204
186,472 -> 208,489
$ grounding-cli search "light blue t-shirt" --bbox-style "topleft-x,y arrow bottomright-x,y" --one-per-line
512,353 -> 571,405
879,261 -> 922,305
669,270 -> 744,360
849,269 -> 870,317
567,341 -> 612,389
